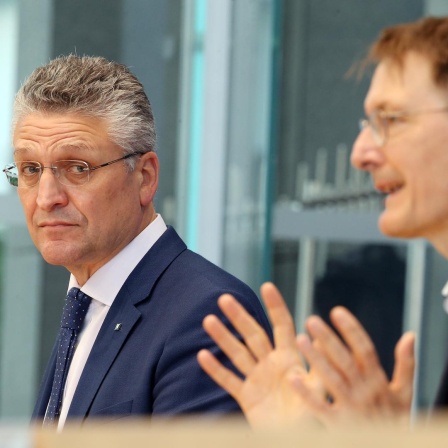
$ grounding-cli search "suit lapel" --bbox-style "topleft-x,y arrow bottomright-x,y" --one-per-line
67,227 -> 187,420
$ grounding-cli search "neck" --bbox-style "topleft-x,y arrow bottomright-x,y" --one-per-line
427,233 -> 448,259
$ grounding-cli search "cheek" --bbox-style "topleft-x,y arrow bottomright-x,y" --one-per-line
417,151 -> 448,195
408,170 -> 448,225
18,192 -> 36,222
418,126 -> 448,173
87,186 -> 137,227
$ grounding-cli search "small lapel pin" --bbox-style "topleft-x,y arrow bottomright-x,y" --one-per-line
114,323 -> 122,331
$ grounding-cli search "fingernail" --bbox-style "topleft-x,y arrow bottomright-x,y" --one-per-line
297,333 -> 311,350
306,316 -> 322,333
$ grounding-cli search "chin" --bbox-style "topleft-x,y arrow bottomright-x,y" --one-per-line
38,243 -> 79,267
379,217 -> 427,240
378,214 -> 415,239
41,254 -> 72,267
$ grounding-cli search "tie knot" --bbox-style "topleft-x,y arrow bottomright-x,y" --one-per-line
61,287 -> 92,331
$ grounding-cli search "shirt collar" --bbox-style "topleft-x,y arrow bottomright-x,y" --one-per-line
441,281 -> 448,314
68,214 -> 167,306
441,281 -> 448,297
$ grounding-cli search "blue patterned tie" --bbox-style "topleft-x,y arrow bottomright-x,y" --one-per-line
43,287 -> 92,426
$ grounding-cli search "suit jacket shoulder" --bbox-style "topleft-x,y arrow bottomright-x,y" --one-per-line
34,226 -> 272,424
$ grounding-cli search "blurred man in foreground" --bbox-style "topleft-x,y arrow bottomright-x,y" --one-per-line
198,16 -> 448,428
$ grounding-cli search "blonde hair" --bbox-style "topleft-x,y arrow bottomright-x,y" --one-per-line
362,16 -> 448,87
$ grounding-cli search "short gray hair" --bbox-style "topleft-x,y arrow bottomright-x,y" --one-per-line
13,55 -> 156,168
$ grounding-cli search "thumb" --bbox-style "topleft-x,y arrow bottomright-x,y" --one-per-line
391,331 -> 415,407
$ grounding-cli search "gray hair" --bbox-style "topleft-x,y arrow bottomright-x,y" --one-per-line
13,55 -> 156,169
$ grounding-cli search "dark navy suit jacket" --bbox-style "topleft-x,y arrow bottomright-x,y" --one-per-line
435,360 -> 448,407
32,226 -> 273,425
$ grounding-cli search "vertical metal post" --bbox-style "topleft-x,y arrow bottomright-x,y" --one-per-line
294,238 -> 316,332
403,239 -> 427,418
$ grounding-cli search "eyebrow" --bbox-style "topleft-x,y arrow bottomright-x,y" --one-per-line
54,143 -> 94,153
13,148 -> 27,155
366,100 -> 406,114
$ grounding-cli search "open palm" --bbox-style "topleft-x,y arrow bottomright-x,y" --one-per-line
197,282 -> 322,428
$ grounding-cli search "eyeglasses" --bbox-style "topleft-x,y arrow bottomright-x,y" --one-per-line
3,152 -> 144,188
358,107 -> 448,146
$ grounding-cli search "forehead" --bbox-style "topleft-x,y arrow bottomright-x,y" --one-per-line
13,113 -> 109,149
364,52 -> 448,112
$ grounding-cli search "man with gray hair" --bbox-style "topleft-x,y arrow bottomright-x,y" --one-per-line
5,54 -> 272,430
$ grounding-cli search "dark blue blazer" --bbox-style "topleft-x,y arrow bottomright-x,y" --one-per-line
32,226 -> 273,424
435,359 -> 448,408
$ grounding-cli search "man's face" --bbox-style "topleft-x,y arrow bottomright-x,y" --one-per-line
13,113 -> 158,284
351,52 -> 448,249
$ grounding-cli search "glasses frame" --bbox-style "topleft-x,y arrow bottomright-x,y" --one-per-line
358,106 -> 448,146
3,151 -> 145,188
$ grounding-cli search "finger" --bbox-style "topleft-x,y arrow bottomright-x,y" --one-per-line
305,315 -> 363,388
288,369 -> 332,428
197,349 -> 244,401
203,314 -> 257,375
329,307 -> 388,382
391,331 -> 415,408
296,333 -> 351,400
327,308 -> 391,406
260,282 -> 297,350
217,294 -> 273,360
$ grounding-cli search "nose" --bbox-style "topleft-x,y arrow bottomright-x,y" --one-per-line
350,127 -> 385,172
35,168 -> 69,211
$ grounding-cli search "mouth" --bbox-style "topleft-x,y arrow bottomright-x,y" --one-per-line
38,221 -> 76,228
375,181 -> 403,196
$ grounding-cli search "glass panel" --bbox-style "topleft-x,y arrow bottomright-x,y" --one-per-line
222,0 -> 276,290
273,240 -> 407,378
0,224 -> 43,418
0,0 -> 185,419
0,0 -> 18,194
313,242 -> 406,380
270,0 -> 448,412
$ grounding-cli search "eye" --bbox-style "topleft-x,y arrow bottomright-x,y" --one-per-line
20,163 -> 41,176
380,112 -> 406,126
63,161 -> 90,174
384,116 -> 401,124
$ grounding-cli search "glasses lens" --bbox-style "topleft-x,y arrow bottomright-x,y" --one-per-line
57,160 -> 90,186
358,118 -> 368,131
368,112 -> 385,146
4,160 -> 92,187
3,163 -> 19,187
16,162 -> 42,187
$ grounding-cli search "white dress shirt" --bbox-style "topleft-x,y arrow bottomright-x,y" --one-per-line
54,214 -> 167,431
441,281 -> 448,314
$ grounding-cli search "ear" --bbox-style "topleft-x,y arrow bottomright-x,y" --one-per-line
138,151 -> 159,207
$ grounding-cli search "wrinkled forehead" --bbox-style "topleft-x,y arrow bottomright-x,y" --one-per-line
364,52 -> 444,113
12,112 -> 111,158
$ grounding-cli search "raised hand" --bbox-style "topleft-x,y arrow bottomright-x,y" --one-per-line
197,282 -> 322,429
198,283 -> 415,430
293,306 -> 415,428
